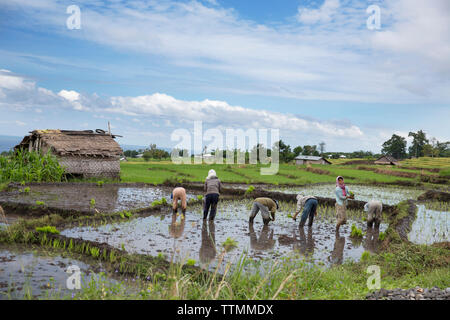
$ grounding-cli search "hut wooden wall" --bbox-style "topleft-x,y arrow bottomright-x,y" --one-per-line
58,156 -> 120,178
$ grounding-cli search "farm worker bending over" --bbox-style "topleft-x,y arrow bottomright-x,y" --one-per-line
203,169 -> 222,220
249,197 -> 279,225
335,176 -> 351,233
364,200 -> 383,229
292,194 -> 318,228
171,187 -> 187,214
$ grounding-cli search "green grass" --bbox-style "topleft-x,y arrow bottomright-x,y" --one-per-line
120,162 -> 427,185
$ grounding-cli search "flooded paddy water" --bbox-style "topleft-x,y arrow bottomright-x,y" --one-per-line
408,204 -> 449,245
0,245 -> 115,299
0,184 -> 200,213
61,199 -> 387,272
267,183 -> 424,205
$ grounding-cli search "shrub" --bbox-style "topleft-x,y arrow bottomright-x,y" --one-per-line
0,149 -> 65,183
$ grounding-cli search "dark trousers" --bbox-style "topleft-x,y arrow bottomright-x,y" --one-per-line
300,198 -> 318,227
204,193 -> 219,220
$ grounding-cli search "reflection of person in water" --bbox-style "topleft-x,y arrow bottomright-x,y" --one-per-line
248,223 -> 275,250
169,213 -> 185,239
329,233 -> 345,265
199,220 -> 216,264
363,227 -> 380,254
294,226 -> 315,257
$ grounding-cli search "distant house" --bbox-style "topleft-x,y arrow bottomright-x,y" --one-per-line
295,155 -> 331,165
15,129 -> 123,178
374,155 -> 399,165
194,153 -> 214,162
339,155 -> 347,159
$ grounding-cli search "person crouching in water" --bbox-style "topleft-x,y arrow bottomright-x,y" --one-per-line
292,194 -> 318,228
249,197 -> 278,225
335,176 -> 351,233
365,200 -> 383,229
171,186 -> 187,215
203,169 -> 222,220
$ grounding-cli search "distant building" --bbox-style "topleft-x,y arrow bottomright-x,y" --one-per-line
339,155 -> 347,159
295,155 -> 331,165
15,129 -> 123,178
374,155 -> 399,165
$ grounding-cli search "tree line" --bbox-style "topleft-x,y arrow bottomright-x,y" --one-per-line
381,130 -> 449,160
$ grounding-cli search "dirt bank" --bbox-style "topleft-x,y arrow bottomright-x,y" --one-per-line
417,190 -> 450,202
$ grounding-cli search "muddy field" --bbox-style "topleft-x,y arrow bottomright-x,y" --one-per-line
267,184 -> 425,205
0,183 -> 200,213
60,200 -> 388,272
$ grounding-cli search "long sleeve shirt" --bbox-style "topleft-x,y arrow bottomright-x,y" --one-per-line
295,195 -> 317,213
335,186 -> 349,206
255,197 -> 277,220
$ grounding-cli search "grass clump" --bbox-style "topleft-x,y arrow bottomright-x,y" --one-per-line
222,237 -> 238,251
350,224 -> 364,238
245,185 -> 255,195
35,225 -> 60,234
151,198 -> 168,207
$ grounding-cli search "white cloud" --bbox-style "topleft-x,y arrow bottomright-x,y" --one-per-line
3,0 -> 449,103
297,0 -> 340,24
58,90 -> 80,102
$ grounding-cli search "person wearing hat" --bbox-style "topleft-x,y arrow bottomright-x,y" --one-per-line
249,197 -> 278,225
364,200 -> 383,229
171,186 -> 187,214
203,169 -> 222,220
292,194 -> 318,228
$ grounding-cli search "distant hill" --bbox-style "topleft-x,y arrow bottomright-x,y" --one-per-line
0,135 -> 22,152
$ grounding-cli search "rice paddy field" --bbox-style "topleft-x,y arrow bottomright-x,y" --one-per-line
0,158 -> 449,300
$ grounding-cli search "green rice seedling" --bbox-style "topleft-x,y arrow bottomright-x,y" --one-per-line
90,247 -> 100,258
97,181 -> 104,187
23,187 -> 30,193
197,195 -> 203,201
245,185 -> 255,195
35,225 -> 60,234
186,259 -> 196,266
222,237 -> 238,252
378,231 -> 386,241
350,224 -> 364,238
124,211 -> 132,218
68,239 -> 74,251
35,200 -> 45,206
90,198 -> 96,208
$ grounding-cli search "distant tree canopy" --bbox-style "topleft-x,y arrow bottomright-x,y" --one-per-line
123,150 -> 139,158
142,144 -> 170,161
408,130 -> 429,158
382,134 -> 407,159
381,130 -> 449,158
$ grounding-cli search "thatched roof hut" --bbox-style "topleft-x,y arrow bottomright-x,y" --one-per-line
374,155 -> 399,165
295,155 -> 331,165
15,129 -> 123,178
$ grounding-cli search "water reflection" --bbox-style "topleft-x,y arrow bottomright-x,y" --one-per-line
363,228 -> 380,254
248,223 -> 275,251
168,213 -> 185,239
199,220 -> 216,265
329,232 -> 345,265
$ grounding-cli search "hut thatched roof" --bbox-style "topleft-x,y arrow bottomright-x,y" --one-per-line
15,129 -> 123,157
374,155 -> 398,165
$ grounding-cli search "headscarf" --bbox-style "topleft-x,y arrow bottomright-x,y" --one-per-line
206,169 -> 217,180
336,176 -> 346,196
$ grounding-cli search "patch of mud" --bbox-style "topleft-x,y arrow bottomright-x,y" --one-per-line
408,205 -> 449,245
61,200 -> 387,271
418,190 -> 450,202
0,184 -> 199,213
266,184 -> 423,205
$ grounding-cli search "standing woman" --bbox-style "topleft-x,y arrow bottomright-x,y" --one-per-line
335,176 -> 350,233
203,169 -> 222,220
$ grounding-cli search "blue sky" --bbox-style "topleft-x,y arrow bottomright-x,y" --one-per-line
0,0 -> 449,152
